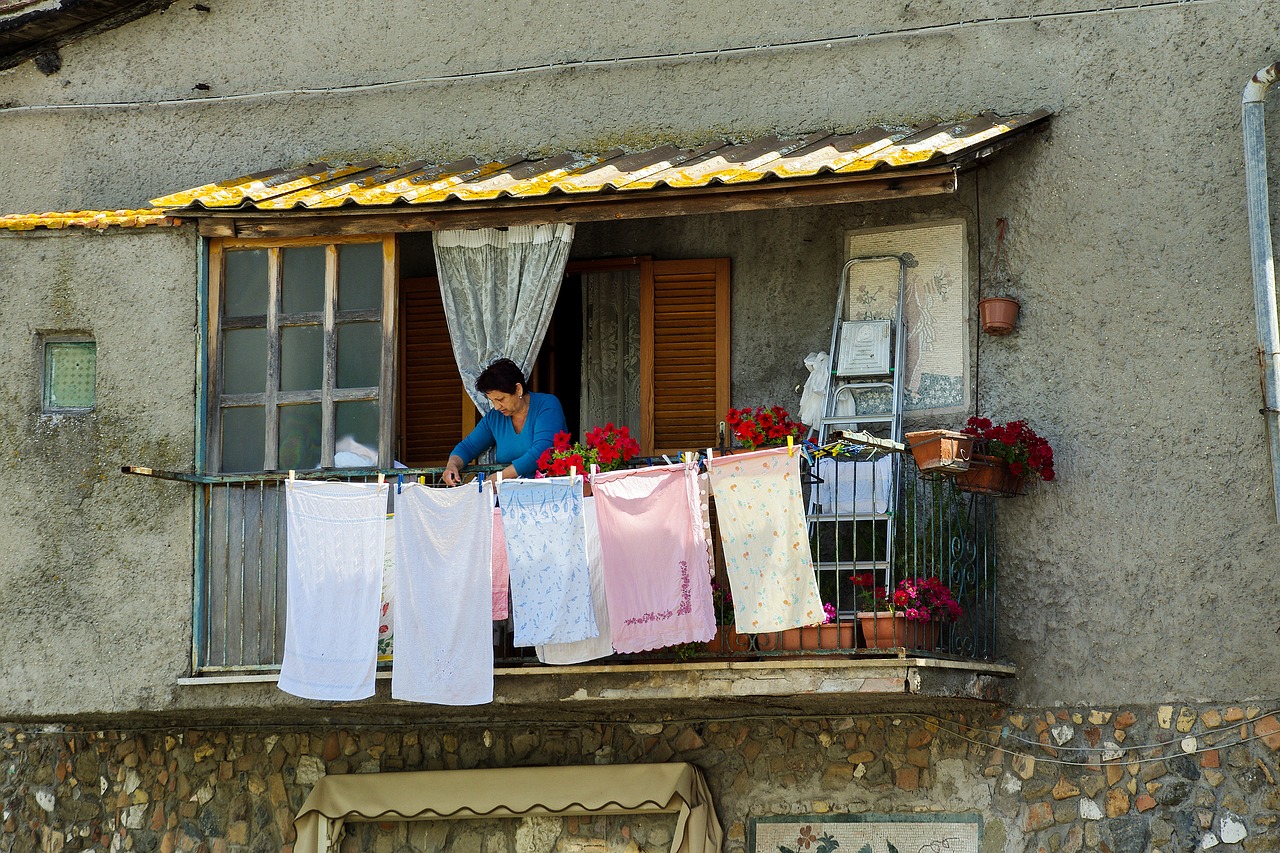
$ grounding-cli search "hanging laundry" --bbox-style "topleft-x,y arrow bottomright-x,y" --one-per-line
707,446 -> 824,633
392,482 -> 494,705
278,480 -> 387,701
536,496 -> 615,664
812,455 -> 894,516
499,477 -> 598,647
591,462 -> 715,653
491,506 -> 510,620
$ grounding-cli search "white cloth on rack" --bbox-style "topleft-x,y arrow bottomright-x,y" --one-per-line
278,481 -> 388,701
536,497 -> 615,665
499,477 -> 598,647
798,351 -> 830,427
391,481 -> 495,705
812,455 -> 893,515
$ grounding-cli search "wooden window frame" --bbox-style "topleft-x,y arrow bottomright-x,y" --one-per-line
207,235 -> 398,472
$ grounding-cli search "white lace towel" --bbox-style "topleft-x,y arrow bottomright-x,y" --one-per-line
278,481 -> 387,701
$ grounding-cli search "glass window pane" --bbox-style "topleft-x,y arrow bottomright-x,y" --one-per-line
222,327 -> 267,395
224,249 -> 269,317
44,341 -> 96,411
280,325 -> 324,391
221,406 -> 265,472
337,243 -> 383,311
336,322 -> 380,389
278,404 -> 322,470
335,400 -> 380,467
281,246 -> 326,314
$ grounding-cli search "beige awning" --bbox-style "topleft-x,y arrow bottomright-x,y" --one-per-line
293,762 -> 722,853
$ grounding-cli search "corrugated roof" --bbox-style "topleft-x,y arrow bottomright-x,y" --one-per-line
152,109 -> 1051,213
0,208 -> 181,232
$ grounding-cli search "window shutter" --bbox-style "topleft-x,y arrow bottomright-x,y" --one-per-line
640,258 -> 731,454
399,277 -> 469,466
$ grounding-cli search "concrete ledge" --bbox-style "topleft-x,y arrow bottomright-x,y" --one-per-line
151,658 -> 1016,726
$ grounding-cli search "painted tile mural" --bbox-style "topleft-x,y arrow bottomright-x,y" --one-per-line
751,814 -> 980,853
845,221 -> 969,416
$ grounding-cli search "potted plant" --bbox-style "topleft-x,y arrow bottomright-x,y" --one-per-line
536,423 -> 641,490
954,417 -> 1055,496
724,405 -> 804,451
978,296 -> 1020,335
775,602 -> 855,652
851,573 -> 961,651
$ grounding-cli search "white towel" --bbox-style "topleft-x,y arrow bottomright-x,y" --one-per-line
278,481 -> 387,701
812,455 -> 893,516
391,482 -> 494,706
536,496 -> 615,664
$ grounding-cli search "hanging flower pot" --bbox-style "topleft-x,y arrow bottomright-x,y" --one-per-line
978,297 -> 1020,335
905,429 -> 973,474
953,453 -> 1026,496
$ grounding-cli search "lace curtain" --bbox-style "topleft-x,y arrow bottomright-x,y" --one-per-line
579,269 -> 641,435
432,224 -> 575,411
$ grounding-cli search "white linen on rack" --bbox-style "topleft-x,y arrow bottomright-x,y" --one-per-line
392,481 -> 495,705
278,480 -> 388,701
811,454 -> 893,515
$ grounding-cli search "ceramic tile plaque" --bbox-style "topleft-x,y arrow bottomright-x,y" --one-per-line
750,813 -> 981,853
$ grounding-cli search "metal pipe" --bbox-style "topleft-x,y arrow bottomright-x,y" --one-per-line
1243,61 -> 1280,522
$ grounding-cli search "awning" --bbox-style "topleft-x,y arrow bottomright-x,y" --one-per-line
292,762 -> 721,853
152,109 -> 1051,239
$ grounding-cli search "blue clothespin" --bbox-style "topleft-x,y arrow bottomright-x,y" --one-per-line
477,471 -> 486,492
396,473 -> 403,494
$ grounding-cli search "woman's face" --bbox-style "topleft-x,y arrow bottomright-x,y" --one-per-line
485,384 -> 524,416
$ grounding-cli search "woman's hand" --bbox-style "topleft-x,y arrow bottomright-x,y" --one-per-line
443,455 -> 466,487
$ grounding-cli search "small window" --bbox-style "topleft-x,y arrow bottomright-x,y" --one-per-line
43,338 -> 96,413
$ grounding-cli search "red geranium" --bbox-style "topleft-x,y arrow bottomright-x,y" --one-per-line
536,423 -> 641,477
961,417 -> 1055,482
725,405 -> 804,451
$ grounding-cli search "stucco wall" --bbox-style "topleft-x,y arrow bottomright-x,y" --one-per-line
0,0 -> 1279,716
0,227 -> 197,716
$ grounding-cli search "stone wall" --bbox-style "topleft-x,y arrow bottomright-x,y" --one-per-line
4,703 -> 1279,853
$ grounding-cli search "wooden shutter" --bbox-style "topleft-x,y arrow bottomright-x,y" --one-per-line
398,277 -> 471,467
640,258 -> 731,454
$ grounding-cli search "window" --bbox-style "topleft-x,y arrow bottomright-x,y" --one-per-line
399,257 -> 730,462
208,237 -> 396,473
42,336 -> 96,413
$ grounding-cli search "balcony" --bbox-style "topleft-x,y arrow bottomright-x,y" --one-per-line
131,448 -> 1012,717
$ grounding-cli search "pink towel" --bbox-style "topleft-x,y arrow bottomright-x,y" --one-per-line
591,462 -> 715,653
491,506 -> 509,620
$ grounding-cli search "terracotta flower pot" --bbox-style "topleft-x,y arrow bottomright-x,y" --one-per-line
978,296 -> 1020,335
775,623 -> 855,651
953,453 -> 1026,496
857,611 -> 942,651
905,429 -> 973,474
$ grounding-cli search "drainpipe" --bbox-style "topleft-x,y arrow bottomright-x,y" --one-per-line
1243,61 -> 1280,522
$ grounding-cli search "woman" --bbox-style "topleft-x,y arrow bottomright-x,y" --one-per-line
442,358 -> 568,486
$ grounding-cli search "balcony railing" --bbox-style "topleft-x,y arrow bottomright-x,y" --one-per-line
134,449 -> 998,674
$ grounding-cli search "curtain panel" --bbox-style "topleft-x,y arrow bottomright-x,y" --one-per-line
432,224 -> 574,411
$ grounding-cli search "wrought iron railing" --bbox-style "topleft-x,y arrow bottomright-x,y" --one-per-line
128,450 -> 998,674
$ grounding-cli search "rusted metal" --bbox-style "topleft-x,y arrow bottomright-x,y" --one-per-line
151,110 -> 1051,214
0,208 -> 180,231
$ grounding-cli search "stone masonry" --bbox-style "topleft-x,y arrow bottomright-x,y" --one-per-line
2,703 -> 1278,853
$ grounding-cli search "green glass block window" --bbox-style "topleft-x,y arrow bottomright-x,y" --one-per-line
44,340 -> 96,412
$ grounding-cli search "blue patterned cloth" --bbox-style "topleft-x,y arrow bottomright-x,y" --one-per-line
498,478 -> 598,647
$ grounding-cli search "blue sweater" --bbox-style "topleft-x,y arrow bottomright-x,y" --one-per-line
450,392 -> 568,478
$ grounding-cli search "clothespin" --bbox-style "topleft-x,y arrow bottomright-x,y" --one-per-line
787,435 -> 795,457
396,473 -> 403,494
288,470 -> 296,486
589,463 -> 598,481
706,447 -> 715,462
661,455 -> 672,465
569,466 -> 576,484
377,472 -> 385,487
477,471 -> 485,492
496,471 -> 503,493
418,475 -> 425,485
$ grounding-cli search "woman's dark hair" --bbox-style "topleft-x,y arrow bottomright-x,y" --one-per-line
475,358 -> 526,395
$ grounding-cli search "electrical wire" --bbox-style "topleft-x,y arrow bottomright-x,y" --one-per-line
0,0 -> 1216,115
